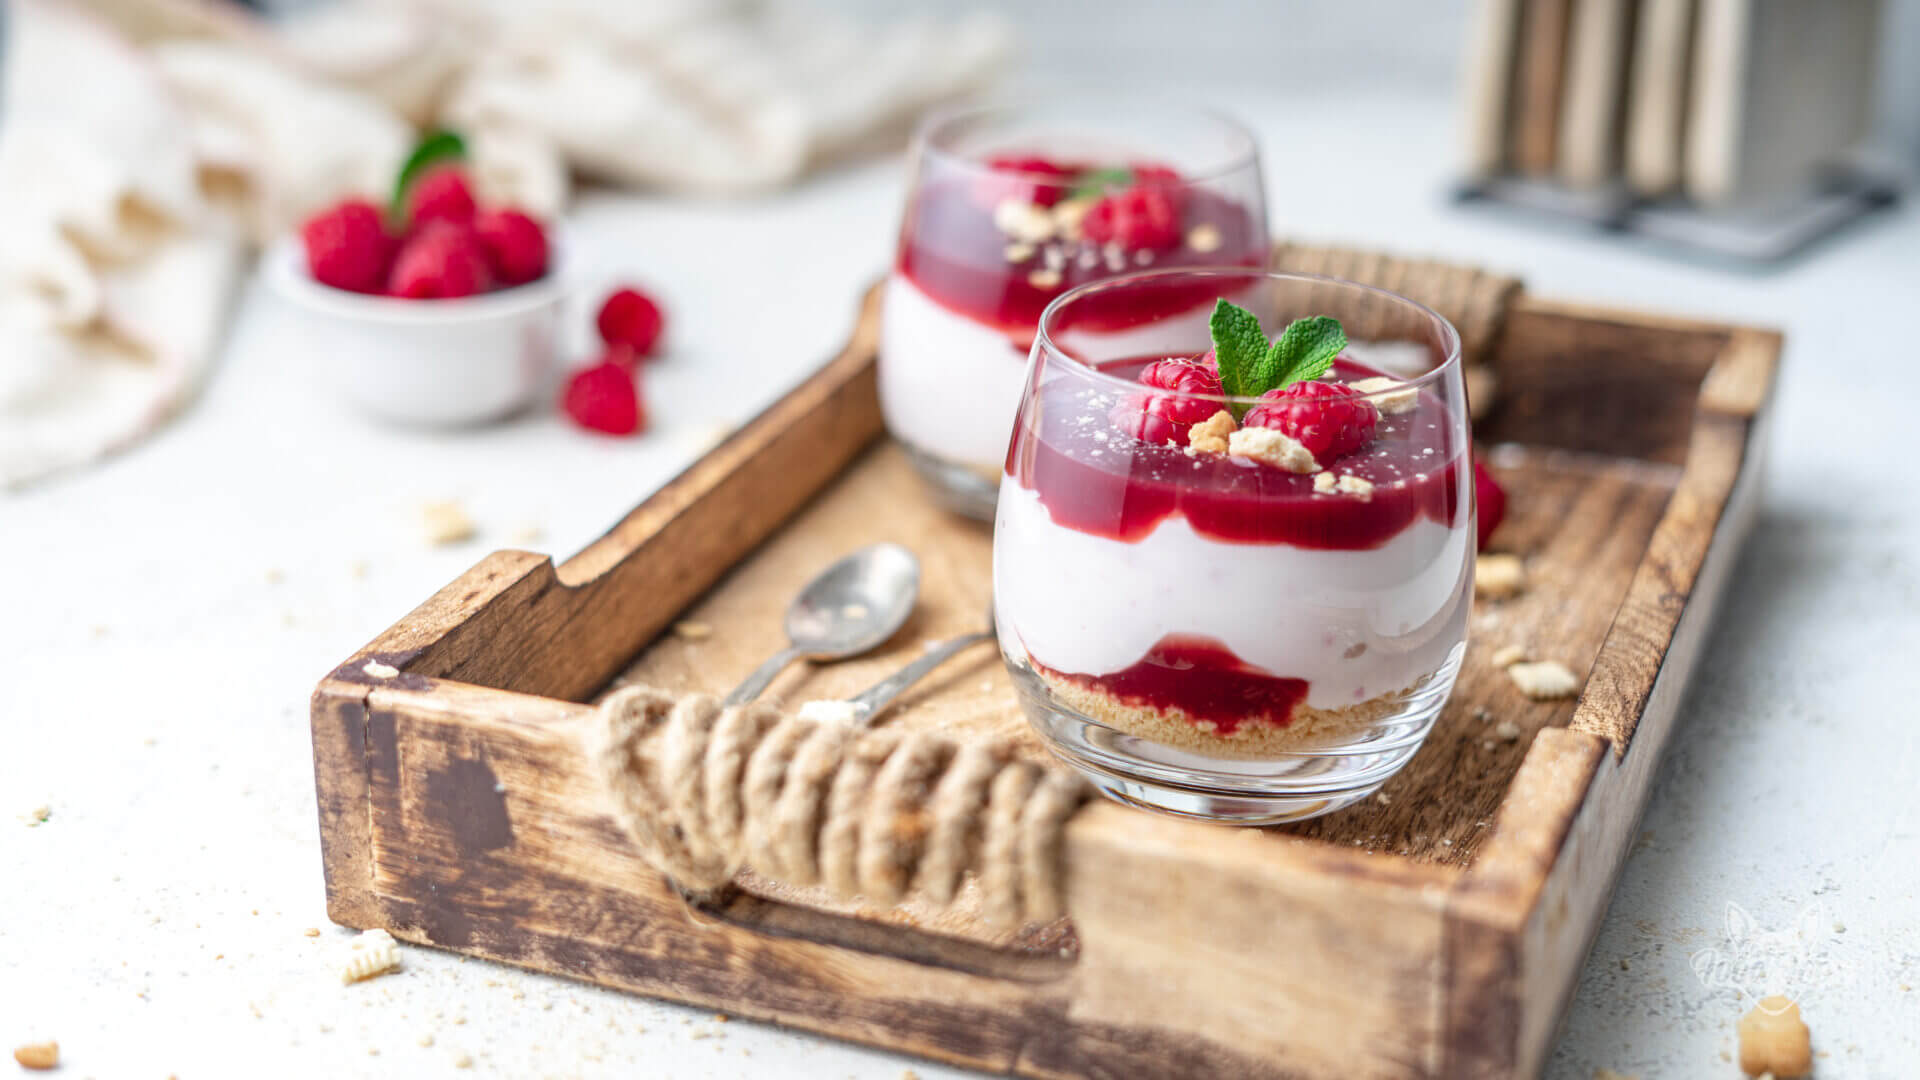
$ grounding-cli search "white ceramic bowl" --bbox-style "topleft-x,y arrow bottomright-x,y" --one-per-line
265,236 -> 567,426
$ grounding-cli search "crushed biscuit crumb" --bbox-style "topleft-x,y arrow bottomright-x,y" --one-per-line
673,621 -> 713,641
303,927 -> 321,938
419,1033 -> 435,1047
1490,644 -> 1528,668
452,1052 -> 473,1068
339,928 -> 402,984
510,524 -> 544,545
992,199 -> 1056,243
1335,474 -> 1374,500
12,1043 -> 57,1070
23,805 -> 50,827
1475,553 -> 1527,599
1186,410 -> 1236,455
1508,660 -> 1582,700
1186,223 -> 1223,252
1494,719 -> 1523,741
1739,996 -> 1812,1078
1228,426 -> 1317,473
1349,376 -> 1419,415
1003,242 -> 1035,263
1052,198 -> 1094,237
1027,268 -> 1062,289
1592,1070 -> 1639,1080
421,501 -> 476,546
363,660 -> 400,679
1313,471 -> 1337,494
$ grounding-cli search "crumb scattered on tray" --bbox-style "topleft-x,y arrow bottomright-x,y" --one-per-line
12,1042 -> 58,1070
363,660 -> 399,679
1508,660 -> 1581,700
1476,553 -> 1527,599
1739,996 -> 1812,1078
797,700 -> 859,726
1592,1069 -> 1638,1080
339,928 -> 401,984
421,500 -> 476,546
1490,644 -> 1528,668
1494,719 -> 1523,741
673,621 -> 714,641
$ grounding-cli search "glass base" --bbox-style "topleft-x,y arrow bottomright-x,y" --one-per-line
899,442 -> 1000,521
1011,643 -> 1466,826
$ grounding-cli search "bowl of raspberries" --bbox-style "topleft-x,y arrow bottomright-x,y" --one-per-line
268,133 -> 566,426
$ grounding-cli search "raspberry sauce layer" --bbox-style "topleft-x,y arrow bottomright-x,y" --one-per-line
896,175 -> 1263,346
1006,357 -> 1465,549
1036,635 -> 1308,733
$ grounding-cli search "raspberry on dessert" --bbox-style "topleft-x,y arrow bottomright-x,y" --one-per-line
562,360 -> 645,435
405,165 -> 477,231
1110,358 -> 1226,445
300,199 -> 394,294
1080,184 -> 1181,252
387,222 -> 492,299
596,287 -> 665,357
1108,395 -> 1179,447
475,208 -> 549,286
1474,460 -> 1507,550
1242,380 -> 1379,463
979,155 -> 1075,207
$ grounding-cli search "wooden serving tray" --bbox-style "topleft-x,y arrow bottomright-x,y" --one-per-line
312,282 -> 1778,1079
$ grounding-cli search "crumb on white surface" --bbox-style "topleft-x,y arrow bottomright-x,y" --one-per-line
1476,553 -> 1527,599
12,1042 -> 58,1070
673,621 -> 713,641
1508,660 -> 1582,700
509,524 -> 545,545
1349,376 -> 1418,415
452,1052 -> 473,1068
302,927 -> 321,937
1490,644 -> 1528,668
420,501 -> 476,546
1228,426 -> 1317,473
1738,996 -> 1812,1078
362,660 -> 400,679
23,804 -> 50,827
339,928 -> 402,984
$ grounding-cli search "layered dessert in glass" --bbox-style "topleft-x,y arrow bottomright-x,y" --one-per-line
994,268 -> 1474,823
881,101 -> 1268,518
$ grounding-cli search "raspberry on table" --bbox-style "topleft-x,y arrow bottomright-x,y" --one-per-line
300,199 -> 394,294
405,165 -> 477,231
1080,184 -> 1181,252
387,222 -> 493,299
1474,460 -> 1507,551
562,359 -> 645,435
596,287 -> 665,357
475,208 -> 549,286
1242,380 -> 1379,463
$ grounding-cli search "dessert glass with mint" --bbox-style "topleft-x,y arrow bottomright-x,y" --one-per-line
994,268 -> 1474,824
880,101 -> 1268,519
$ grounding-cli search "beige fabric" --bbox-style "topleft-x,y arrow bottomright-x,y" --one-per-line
594,686 -> 1091,926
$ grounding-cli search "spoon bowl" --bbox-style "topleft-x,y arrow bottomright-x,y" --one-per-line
722,543 -> 921,705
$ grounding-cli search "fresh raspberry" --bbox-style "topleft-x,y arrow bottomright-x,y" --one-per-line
975,155 -> 1075,208
405,165 -> 477,231
1109,358 -> 1224,445
300,199 -> 394,294
561,360 -> 645,435
475,208 -> 549,286
1189,348 -> 1218,372
387,222 -> 493,299
1242,380 -> 1379,462
596,286 -> 665,357
1080,184 -> 1181,251
1474,459 -> 1507,550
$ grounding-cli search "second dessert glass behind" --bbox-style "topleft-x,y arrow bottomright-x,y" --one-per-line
994,268 -> 1475,824
880,99 -> 1268,519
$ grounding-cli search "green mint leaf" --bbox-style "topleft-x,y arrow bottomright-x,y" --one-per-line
1263,316 -> 1346,391
392,130 -> 467,219
1208,299 -> 1270,416
1068,166 -> 1133,201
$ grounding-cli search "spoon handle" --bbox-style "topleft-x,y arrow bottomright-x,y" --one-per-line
846,630 -> 995,725
724,645 -> 803,706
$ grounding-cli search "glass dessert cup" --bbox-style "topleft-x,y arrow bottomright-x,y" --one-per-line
880,98 -> 1269,520
994,268 -> 1474,824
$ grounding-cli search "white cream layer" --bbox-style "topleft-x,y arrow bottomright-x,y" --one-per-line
993,482 -> 1472,709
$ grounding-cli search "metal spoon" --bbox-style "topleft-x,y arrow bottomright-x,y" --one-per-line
721,543 -> 921,706
840,602 -> 997,727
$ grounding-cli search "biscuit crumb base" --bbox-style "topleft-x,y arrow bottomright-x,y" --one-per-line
1476,553 -> 1527,598
1038,668 -> 1428,760
1738,996 -> 1812,1078
1508,660 -> 1581,700
1228,426 -> 1318,473
1187,410 -> 1236,455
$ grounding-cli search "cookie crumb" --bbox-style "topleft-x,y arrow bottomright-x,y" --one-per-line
12,1043 -> 57,1070
673,621 -> 713,641
1490,644 -> 1528,668
1186,223 -> 1223,252
1348,376 -> 1419,415
992,199 -> 1057,244
452,1052 -> 473,1068
1739,996 -> 1811,1078
1508,660 -> 1581,700
265,567 -> 285,585
510,524 -> 545,545
339,928 -> 401,984
23,805 -> 50,827
418,1033 -> 435,1048
363,660 -> 400,679
1027,267 -> 1062,289
420,501 -> 476,546
1592,1070 -> 1638,1080
1052,198 -> 1094,237
1335,474 -> 1375,500
1228,426 -> 1317,474
1003,242 -> 1035,263
1494,719 -> 1523,741
1186,410 -> 1236,455
303,927 -> 321,937
1476,553 -> 1527,599
349,559 -> 370,580
1312,471 -> 1337,494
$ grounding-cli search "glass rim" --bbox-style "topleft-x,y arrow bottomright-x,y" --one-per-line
1032,267 -> 1465,405
913,96 -> 1261,188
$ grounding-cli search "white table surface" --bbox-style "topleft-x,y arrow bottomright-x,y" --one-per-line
5,88 -> 1918,1080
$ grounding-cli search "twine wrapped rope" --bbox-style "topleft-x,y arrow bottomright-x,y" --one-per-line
593,686 -> 1091,926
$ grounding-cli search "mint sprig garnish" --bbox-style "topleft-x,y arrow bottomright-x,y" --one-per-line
1207,300 -> 1347,418
392,130 -> 467,218
1068,166 -> 1132,201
